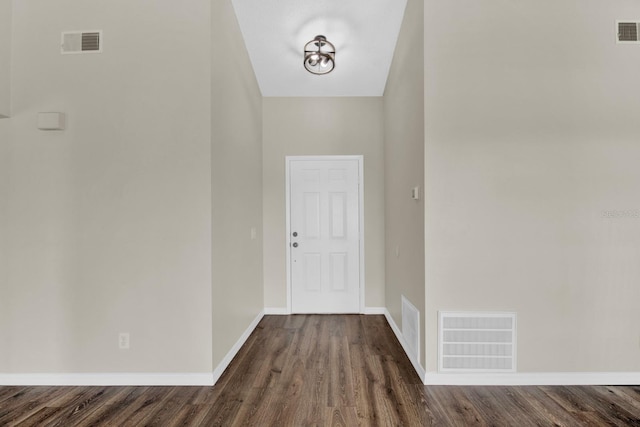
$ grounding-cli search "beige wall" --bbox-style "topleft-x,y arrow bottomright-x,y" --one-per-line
211,0 -> 264,368
0,122 -> 8,363
383,0 -> 425,368
263,97 -> 385,310
424,0 -> 640,372
0,0 -> 10,360
1,0 -> 213,373
0,0 -> 10,117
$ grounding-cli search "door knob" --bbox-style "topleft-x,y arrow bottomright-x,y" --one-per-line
292,242 -> 299,248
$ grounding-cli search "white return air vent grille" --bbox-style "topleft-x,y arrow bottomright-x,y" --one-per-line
617,21 -> 640,44
61,31 -> 102,54
439,311 -> 516,373
401,296 -> 420,362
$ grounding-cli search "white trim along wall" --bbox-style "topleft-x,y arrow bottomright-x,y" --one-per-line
0,311 -> 266,387
0,373 -> 216,387
3,310 -> 639,386
383,309 -> 640,386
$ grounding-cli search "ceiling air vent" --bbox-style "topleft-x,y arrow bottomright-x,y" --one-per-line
617,21 -> 640,44
61,31 -> 102,54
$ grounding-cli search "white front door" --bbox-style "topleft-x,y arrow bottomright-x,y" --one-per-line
288,157 -> 361,313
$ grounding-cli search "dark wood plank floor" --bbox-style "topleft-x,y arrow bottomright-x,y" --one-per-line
1,314 -> 639,426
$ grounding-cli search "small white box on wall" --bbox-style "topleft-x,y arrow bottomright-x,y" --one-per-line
411,186 -> 420,200
37,112 -> 66,130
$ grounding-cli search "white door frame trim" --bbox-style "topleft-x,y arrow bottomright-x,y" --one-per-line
285,155 -> 365,314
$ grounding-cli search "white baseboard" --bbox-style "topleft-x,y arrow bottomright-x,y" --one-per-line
0,310 -> 266,387
265,307 -> 385,315
383,307 -> 640,386
383,308 -> 426,382
6,308 -> 635,387
0,373 -> 215,386
424,371 -> 640,386
212,310 -> 265,385
363,307 -> 386,315
264,307 -> 289,315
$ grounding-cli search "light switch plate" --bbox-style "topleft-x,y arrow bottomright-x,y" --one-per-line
411,186 -> 420,200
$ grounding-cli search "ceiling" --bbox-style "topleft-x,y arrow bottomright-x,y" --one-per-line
231,0 -> 408,97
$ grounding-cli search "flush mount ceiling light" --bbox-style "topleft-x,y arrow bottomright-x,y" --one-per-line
303,35 -> 335,75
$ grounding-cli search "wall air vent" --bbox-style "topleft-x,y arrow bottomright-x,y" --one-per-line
61,31 -> 102,54
617,21 -> 640,44
401,296 -> 420,362
439,311 -> 516,373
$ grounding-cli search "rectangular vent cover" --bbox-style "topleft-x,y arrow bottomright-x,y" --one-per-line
401,296 -> 420,362
617,21 -> 640,43
61,31 -> 102,54
439,311 -> 516,372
